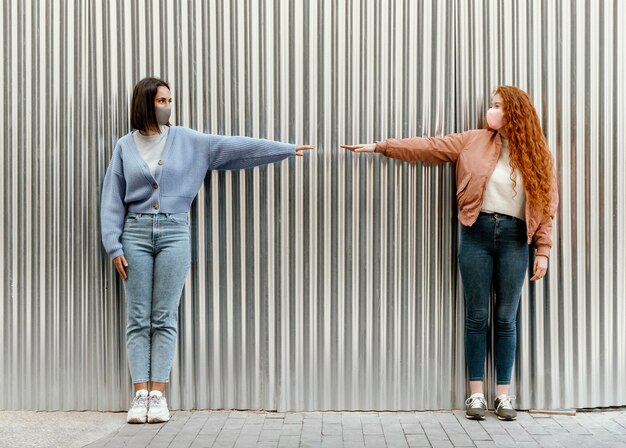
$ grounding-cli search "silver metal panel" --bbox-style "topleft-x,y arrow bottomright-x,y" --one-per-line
1,0 -> 624,411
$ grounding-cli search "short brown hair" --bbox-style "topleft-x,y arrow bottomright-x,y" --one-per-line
130,77 -> 170,133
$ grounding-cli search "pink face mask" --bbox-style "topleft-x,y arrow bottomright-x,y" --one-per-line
486,107 -> 506,130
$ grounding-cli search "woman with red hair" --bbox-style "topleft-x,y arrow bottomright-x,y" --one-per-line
342,86 -> 558,421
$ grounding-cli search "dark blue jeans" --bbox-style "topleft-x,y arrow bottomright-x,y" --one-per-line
458,212 -> 529,385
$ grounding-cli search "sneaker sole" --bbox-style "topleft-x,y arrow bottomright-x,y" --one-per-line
496,415 -> 517,421
465,414 -> 485,420
147,411 -> 170,423
127,415 -> 147,424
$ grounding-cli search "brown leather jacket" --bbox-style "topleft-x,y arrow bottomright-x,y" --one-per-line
375,129 -> 559,257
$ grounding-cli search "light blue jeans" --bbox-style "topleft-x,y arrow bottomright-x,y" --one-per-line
121,212 -> 191,383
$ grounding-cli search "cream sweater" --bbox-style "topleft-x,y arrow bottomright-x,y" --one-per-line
480,138 -> 526,220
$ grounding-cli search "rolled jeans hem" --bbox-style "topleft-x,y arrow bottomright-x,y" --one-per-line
132,379 -> 150,384
468,377 -> 484,382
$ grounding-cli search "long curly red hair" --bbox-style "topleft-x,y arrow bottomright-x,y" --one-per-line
491,86 -> 555,218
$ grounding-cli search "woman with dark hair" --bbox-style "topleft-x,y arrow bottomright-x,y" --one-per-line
342,86 -> 558,421
101,77 -> 313,423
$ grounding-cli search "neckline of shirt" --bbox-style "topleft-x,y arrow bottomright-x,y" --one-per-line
133,126 -> 170,143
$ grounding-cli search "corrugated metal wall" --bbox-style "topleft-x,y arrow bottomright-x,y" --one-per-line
1,0 -> 624,412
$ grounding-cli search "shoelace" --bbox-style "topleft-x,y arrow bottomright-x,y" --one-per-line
465,395 -> 487,409
149,394 -> 162,408
496,395 -> 516,410
132,395 -> 148,408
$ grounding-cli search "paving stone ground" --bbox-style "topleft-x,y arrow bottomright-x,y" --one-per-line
84,409 -> 626,448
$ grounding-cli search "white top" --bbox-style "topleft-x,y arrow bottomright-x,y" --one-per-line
481,138 -> 527,220
133,125 -> 170,177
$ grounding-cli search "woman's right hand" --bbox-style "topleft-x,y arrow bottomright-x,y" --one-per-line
113,255 -> 128,280
340,143 -> 377,153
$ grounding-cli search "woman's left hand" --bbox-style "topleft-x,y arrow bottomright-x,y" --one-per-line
296,145 -> 315,157
530,255 -> 549,281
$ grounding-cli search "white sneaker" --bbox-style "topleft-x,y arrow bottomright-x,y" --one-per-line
127,390 -> 149,423
147,391 -> 170,423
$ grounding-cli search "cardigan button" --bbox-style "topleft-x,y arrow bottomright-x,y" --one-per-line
158,160 -> 164,165
153,202 -> 159,210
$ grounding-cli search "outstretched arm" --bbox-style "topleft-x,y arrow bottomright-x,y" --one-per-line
208,134 -> 313,171
342,132 -> 469,164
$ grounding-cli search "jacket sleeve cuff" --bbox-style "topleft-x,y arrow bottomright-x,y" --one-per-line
375,140 -> 388,155
535,246 -> 550,258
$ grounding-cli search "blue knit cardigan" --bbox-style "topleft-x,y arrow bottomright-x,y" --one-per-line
101,126 -> 295,258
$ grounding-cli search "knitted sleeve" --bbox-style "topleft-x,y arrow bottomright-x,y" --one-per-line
207,135 -> 296,170
100,143 -> 127,259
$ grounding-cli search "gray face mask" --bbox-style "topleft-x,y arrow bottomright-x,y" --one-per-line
155,105 -> 171,125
